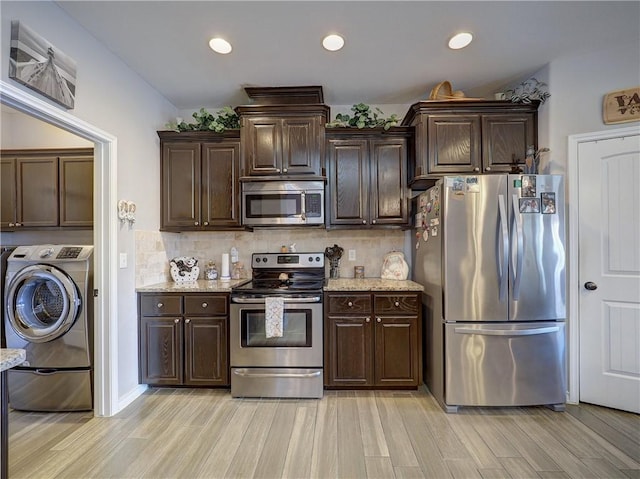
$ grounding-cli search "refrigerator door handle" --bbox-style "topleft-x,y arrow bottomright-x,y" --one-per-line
511,193 -> 524,300
498,194 -> 509,301
454,326 -> 560,336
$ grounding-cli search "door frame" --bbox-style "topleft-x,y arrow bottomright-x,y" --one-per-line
1,80 -> 118,417
567,124 -> 640,404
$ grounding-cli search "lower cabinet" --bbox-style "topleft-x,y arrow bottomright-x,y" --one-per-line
138,293 -> 229,386
324,292 -> 420,388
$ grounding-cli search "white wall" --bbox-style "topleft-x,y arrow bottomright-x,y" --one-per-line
1,0 -> 178,407
535,40 -> 640,175
1,107 -> 93,148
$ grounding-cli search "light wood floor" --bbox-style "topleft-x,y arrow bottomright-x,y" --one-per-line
7,387 -> 640,479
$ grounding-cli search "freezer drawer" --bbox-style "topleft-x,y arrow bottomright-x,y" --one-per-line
445,322 -> 565,409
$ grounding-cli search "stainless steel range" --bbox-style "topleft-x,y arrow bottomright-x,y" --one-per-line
230,252 -> 325,398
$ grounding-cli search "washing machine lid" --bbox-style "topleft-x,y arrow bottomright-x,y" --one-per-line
5,264 -> 81,343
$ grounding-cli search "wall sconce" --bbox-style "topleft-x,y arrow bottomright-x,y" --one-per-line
118,200 -> 136,226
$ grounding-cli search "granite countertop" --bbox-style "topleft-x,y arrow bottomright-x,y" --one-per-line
325,278 -> 424,292
136,279 -> 250,293
0,349 -> 26,372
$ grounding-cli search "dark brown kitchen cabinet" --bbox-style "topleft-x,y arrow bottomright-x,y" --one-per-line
158,130 -> 243,231
324,291 -> 420,388
402,101 -> 538,189
1,148 -> 93,230
236,104 -> 329,177
138,292 -> 229,386
326,128 -> 411,228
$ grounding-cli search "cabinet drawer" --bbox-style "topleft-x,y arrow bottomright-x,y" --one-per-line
327,294 -> 372,314
184,295 -> 228,316
374,294 -> 419,314
140,294 -> 182,316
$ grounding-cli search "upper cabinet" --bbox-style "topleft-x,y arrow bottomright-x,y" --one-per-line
159,130 -> 243,231
235,86 -> 329,178
326,128 -> 411,228
402,100 -> 538,189
1,148 -> 93,230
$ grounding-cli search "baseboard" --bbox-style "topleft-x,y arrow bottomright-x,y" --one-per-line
116,384 -> 148,413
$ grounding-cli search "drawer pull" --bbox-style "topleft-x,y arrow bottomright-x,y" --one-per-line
376,317 -> 381,323
348,301 -> 353,307
394,301 -> 400,307
366,317 -> 371,323
157,302 -> 164,308
185,319 -> 191,324
202,302 -> 208,308
174,318 -> 180,323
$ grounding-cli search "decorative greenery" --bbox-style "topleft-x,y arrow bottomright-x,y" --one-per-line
505,78 -> 550,105
166,106 -> 240,133
326,103 -> 399,130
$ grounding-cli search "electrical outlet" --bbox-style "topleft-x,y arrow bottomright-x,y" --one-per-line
348,249 -> 356,261
119,252 -> 128,269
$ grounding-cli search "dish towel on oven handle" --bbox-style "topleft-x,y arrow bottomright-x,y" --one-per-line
265,296 -> 284,338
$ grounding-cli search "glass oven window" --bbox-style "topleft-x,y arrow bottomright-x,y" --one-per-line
241,309 -> 312,347
246,194 -> 301,218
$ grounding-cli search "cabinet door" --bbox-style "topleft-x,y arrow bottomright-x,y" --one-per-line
140,316 -> 183,385
428,115 -> 481,174
327,138 -> 369,226
243,117 -> 281,175
482,114 -> 536,173
17,156 -> 58,227
281,116 -> 322,175
202,141 -> 241,228
325,316 -> 373,386
161,142 -> 201,230
184,317 -> 228,386
59,155 -> 93,227
374,316 -> 419,386
0,157 -> 16,228
370,138 -> 408,226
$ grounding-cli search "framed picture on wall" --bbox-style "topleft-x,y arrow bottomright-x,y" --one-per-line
8,21 -> 77,109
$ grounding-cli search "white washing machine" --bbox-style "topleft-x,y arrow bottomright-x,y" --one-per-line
4,244 -> 94,411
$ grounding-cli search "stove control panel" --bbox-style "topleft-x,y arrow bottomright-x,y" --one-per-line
252,252 -> 324,269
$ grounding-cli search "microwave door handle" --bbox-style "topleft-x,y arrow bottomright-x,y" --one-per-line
300,191 -> 306,221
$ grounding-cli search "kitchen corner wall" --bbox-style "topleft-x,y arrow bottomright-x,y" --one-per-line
135,229 -> 405,286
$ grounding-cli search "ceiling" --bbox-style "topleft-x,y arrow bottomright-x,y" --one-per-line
55,1 -> 640,111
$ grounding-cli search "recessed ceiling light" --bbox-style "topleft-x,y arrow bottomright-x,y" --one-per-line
448,32 -> 473,50
322,34 -> 345,52
209,37 -> 232,54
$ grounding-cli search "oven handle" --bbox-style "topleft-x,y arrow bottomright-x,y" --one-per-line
233,369 -> 322,379
231,296 -> 322,304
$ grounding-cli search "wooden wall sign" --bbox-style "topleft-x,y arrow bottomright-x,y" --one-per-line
603,87 -> 640,124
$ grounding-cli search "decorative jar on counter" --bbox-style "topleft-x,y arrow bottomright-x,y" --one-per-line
205,261 -> 218,280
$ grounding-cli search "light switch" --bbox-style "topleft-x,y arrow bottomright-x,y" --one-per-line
348,249 -> 356,261
119,252 -> 128,269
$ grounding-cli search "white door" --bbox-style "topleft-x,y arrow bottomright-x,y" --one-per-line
578,133 -> 640,413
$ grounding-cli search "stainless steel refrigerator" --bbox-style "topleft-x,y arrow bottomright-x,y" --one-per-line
412,174 -> 566,412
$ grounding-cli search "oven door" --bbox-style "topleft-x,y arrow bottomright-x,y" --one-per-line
230,296 -> 323,368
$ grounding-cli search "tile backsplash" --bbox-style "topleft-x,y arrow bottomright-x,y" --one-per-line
135,229 -> 406,287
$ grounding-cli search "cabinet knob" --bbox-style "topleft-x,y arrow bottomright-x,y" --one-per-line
201,302 -> 208,308
366,317 -> 371,323
15,223 -> 22,227
276,168 -> 281,173
348,301 -> 353,307
174,318 -> 180,323
362,220 -> 367,224
157,302 -> 164,308
473,167 -> 480,172
204,222 -> 209,226
485,167 -> 492,172
394,301 -> 400,307
185,319 -> 191,324
8,223 -> 14,227
376,317 -> 381,323
194,221 -> 199,226
283,168 -> 288,173
372,220 -> 376,224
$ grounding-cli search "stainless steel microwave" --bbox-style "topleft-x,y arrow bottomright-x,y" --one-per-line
241,180 -> 325,226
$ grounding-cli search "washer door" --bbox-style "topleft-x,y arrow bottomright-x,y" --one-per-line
5,264 -> 81,343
